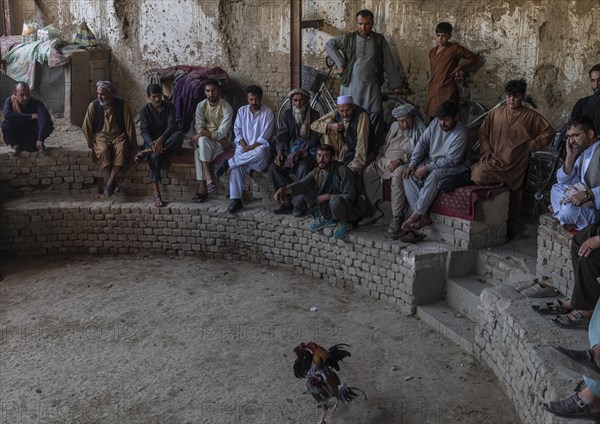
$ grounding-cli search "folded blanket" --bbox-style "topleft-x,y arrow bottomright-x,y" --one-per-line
4,39 -> 69,88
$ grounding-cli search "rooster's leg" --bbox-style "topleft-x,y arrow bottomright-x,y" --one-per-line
318,408 -> 328,424
331,399 -> 340,414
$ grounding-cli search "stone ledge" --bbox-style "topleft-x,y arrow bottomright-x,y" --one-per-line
0,196 -> 463,315
536,214 -> 574,297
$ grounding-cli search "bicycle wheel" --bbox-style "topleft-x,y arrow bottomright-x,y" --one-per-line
276,95 -> 333,130
277,97 -> 291,130
521,151 -> 563,224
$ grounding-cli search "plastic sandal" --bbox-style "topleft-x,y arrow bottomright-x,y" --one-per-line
531,299 -> 568,315
153,194 -> 165,207
549,310 -> 590,329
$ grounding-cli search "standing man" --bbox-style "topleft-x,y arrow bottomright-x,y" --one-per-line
137,84 -> 184,207
401,101 -> 469,232
216,85 -> 274,214
471,80 -> 554,238
572,64 -> 600,135
273,144 -> 367,240
424,22 -> 478,119
550,116 -> 600,231
82,81 -> 137,197
311,95 -> 370,179
269,88 -> 321,216
359,104 -> 426,233
325,9 -> 407,148
2,81 -> 54,155
190,79 -> 234,203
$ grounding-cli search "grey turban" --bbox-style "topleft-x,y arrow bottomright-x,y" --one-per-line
392,104 -> 417,118
96,80 -> 115,92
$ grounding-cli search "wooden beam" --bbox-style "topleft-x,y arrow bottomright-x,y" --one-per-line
290,0 -> 301,90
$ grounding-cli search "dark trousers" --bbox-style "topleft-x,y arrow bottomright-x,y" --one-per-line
2,121 -> 54,152
269,155 -> 316,208
145,132 -> 184,183
570,225 -> 600,310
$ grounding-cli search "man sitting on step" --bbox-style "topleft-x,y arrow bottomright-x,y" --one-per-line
550,115 -> 600,231
83,81 -> 137,197
215,85 -> 274,214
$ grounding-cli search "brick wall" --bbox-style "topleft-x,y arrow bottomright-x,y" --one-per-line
536,214 -> 574,297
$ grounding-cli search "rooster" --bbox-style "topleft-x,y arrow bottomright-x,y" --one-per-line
293,342 -> 366,424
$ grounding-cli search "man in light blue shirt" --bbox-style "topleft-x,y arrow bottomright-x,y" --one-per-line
401,101 -> 469,231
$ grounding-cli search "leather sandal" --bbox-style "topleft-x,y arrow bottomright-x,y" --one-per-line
543,393 -> 600,419
549,310 -> 590,329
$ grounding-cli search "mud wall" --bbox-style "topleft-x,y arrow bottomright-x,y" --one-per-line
15,0 -> 600,127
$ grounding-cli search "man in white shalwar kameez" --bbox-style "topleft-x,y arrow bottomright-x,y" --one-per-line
216,85 -> 275,214
551,116 -> 600,230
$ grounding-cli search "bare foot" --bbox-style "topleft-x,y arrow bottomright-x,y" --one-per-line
409,215 -> 432,230
401,213 -> 420,231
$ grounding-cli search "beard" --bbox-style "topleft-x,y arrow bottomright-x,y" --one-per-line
99,98 -> 113,106
292,105 -> 307,125
400,128 -> 411,138
208,95 -> 218,103
594,88 -> 600,97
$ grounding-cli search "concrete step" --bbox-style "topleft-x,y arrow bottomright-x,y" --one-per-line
416,301 -> 476,353
446,275 -> 492,321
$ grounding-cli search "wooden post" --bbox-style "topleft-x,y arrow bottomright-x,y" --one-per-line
290,0 -> 301,90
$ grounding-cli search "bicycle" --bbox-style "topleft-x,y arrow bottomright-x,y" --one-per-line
522,122 -> 568,224
277,57 -> 338,129
277,59 -> 416,130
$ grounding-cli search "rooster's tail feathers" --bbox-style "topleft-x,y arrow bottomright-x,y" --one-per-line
337,384 -> 367,403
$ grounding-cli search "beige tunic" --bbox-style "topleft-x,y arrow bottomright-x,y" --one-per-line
471,105 -> 554,191
82,101 -> 137,168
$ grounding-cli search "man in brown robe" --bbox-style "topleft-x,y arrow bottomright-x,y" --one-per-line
471,79 -> 554,238
83,81 -> 137,197
424,22 -> 478,118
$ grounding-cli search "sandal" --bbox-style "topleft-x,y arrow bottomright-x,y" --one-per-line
207,181 -> 217,194
543,393 -> 600,420
397,230 -> 426,243
531,299 -> 568,315
550,310 -> 590,329
153,194 -> 165,207
520,280 -> 561,298
191,192 -> 207,203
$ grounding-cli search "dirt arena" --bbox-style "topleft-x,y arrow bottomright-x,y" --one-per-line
0,255 -> 521,424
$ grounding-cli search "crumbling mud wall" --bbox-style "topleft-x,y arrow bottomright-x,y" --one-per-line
17,0 -> 600,126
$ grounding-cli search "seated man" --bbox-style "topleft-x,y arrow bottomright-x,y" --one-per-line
401,101 -> 469,232
137,84 -> 184,207
550,115 -> 600,230
471,79 -> 554,238
216,85 -> 274,214
83,81 -> 137,196
359,104 -> 426,233
544,301 -> 600,420
2,81 -> 54,155
273,144 -> 367,239
190,79 -> 234,203
310,95 -> 370,178
533,217 -> 600,329
269,88 -> 321,217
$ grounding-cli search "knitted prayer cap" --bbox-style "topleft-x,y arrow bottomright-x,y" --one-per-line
337,95 -> 353,105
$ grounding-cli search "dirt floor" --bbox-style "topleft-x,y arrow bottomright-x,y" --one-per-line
0,255 -> 520,424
